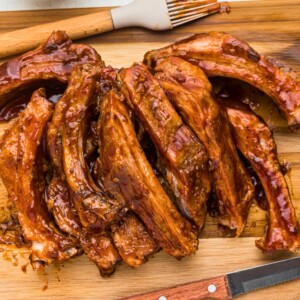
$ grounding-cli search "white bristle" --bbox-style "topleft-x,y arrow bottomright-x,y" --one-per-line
172,12 -> 212,27
168,2 -> 216,12
166,0 -> 223,27
169,3 -> 219,18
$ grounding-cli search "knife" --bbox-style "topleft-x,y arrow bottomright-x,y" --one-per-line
122,256 -> 300,300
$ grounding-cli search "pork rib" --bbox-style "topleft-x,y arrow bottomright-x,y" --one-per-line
225,104 -> 300,252
46,67 -> 119,276
111,213 -> 158,267
95,156 -> 158,268
91,67 -> 158,268
98,89 -> 198,259
61,65 -> 124,228
0,88 -> 79,268
46,76 -> 81,235
0,31 -> 103,120
155,57 -> 254,235
144,32 -> 300,130
120,64 -> 211,230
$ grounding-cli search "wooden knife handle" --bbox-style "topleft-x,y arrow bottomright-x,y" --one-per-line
0,9 -> 114,59
122,275 -> 232,300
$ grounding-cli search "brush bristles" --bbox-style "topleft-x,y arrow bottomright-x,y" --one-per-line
166,0 -> 225,27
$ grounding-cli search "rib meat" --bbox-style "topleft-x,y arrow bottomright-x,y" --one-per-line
120,64 -> 211,230
93,68 -> 159,267
61,65 -> 124,228
155,57 -> 254,235
0,221 -> 28,247
110,213 -> 158,267
144,32 -> 300,130
0,88 -> 79,268
0,31 -> 103,120
97,89 -> 198,259
95,151 -> 158,268
79,229 -> 120,276
46,67 -> 119,276
46,75 -> 81,235
225,103 -> 300,252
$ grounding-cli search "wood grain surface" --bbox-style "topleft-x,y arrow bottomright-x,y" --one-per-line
0,0 -> 300,299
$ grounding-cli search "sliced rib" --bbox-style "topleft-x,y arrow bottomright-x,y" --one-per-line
46,80 -> 81,235
79,229 -> 120,276
95,156 -> 158,268
0,31 -> 103,120
110,213 -> 158,267
93,68 -> 159,268
225,104 -> 300,252
144,32 -> 300,130
47,176 -> 119,276
98,89 -> 198,259
0,88 -> 79,268
155,57 -> 254,235
61,65 -> 124,228
47,65 -> 120,275
120,64 -> 211,230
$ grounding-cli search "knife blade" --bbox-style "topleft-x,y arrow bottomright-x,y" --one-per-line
121,256 -> 300,300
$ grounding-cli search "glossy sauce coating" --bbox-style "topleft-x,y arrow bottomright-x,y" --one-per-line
144,31 -> 300,130
94,155 -> 158,268
226,105 -> 300,253
98,89 -> 198,259
61,65 -> 124,228
0,88 -> 79,267
0,30 -> 103,120
155,57 -> 254,235
215,82 -> 269,211
121,64 -> 211,230
92,68 -> 159,268
111,213 -> 158,267
46,65 -> 120,276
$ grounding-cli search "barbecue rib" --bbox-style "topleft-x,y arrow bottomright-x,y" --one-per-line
46,70 -> 81,235
79,229 -> 120,276
155,57 -> 254,235
98,89 -> 198,259
120,64 -> 211,230
225,104 -> 300,252
0,31 -> 103,121
89,66 -> 159,268
144,32 -> 300,130
87,65 -> 158,269
0,88 -> 79,268
61,65 -> 124,228
110,213 -> 158,267
95,157 -> 158,267
46,67 -> 119,276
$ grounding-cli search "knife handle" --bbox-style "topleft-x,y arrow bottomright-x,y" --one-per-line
122,275 -> 232,300
0,9 -> 114,59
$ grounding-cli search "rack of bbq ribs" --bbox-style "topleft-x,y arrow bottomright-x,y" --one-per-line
0,31 -> 299,277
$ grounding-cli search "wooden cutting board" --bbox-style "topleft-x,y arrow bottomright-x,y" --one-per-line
0,0 -> 300,299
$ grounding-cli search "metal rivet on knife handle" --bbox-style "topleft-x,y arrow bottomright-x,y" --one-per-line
208,284 -> 217,293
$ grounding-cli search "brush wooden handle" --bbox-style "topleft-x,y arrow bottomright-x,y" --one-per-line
122,275 -> 232,300
0,10 -> 114,58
